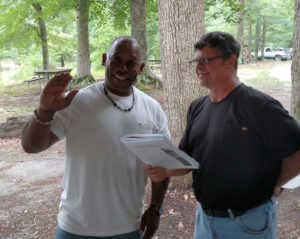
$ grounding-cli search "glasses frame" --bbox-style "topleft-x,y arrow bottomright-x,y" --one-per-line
189,55 -> 223,66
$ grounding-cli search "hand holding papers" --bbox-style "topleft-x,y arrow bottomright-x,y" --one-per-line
121,134 -> 199,169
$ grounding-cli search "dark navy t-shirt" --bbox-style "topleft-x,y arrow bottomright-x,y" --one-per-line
179,83 -> 300,210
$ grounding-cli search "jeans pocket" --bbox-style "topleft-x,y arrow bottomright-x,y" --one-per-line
238,208 -> 270,234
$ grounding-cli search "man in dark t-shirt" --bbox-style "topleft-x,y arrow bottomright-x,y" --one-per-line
144,32 -> 300,239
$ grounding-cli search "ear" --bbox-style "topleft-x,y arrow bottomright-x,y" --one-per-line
102,53 -> 107,66
138,63 -> 145,74
228,55 -> 236,68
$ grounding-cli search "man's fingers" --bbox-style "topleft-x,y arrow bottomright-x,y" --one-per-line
139,215 -> 146,234
144,164 -> 152,170
142,221 -> 158,239
274,186 -> 284,197
144,166 -> 168,182
45,73 -> 72,89
66,89 -> 79,106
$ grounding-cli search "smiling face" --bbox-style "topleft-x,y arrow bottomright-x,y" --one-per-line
195,46 -> 229,89
103,38 -> 145,96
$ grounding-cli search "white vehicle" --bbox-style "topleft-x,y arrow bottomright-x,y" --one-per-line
251,47 -> 292,61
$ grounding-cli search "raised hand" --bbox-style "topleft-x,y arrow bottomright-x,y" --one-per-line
39,73 -> 78,113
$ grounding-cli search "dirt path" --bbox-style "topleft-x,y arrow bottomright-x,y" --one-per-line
0,63 -> 300,238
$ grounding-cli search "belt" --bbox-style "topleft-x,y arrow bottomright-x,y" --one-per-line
202,208 -> 244,218
201,198 -> 271,218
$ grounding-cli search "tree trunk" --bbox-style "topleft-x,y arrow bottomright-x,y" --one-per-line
158,0 -> 207,187
261,15 -> 266,61
61,53 -> 65,67
291,0 -> 300,122
76,0 -> 93,81
254,18 -> 260,60
247,0 -> 253,61
130,0 -> 162,87
237,0 -> 245,64
33,3 -> 49,70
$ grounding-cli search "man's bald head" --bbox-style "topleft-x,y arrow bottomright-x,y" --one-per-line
107,36 -> 142,63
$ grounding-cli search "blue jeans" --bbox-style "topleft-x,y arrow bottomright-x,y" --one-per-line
56,226 -> 143,239
193,196 -> 277,239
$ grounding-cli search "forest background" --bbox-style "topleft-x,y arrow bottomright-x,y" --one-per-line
0,0 -> 300,238
0,0 -> 299,187
0,0 -> 294,85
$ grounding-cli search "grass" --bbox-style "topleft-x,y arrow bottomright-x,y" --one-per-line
244,70 -> 282,87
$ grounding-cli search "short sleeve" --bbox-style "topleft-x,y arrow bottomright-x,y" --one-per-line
50,109 -> 68,140
156,103 -> 171,140
256,100 -> 300,160
178,102 -> 195,152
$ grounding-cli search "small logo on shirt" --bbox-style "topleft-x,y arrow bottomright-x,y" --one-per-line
241,126 -> 248,131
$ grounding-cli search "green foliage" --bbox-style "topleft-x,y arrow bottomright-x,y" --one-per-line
246,70 -> 281,86
147,0 -> 160,60
0,0 -> 295,87
205,0 -> 244,24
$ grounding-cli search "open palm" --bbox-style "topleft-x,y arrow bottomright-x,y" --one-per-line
39,73 -> 79,112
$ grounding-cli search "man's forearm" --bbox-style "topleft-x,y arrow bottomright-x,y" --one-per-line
150,178 -> 170,206
276,150 -> 300,188
21,116 -> 57,153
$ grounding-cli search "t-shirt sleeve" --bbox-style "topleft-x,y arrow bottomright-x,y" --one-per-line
178,102 -> 195,152
156,103 -> 171,140
50,109 -> 68,140
256,100 -> 300,160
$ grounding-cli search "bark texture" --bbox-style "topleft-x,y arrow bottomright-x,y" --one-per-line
291,0 -> 300,122
33,3 -> 49,70
254,18 -> 260,60
237,0 -> 245,63
158,0 -> 206,187
261,15 -> 266,60
157,0 -> 206,145
247,0 -> 253,57
130,0 -> 162,86
76,0 -> 92,78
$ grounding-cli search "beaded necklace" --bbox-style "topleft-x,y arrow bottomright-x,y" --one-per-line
103,84 -> 135,112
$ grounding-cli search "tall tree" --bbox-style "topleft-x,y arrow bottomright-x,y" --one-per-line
237,0 -> 245,63
254,18 -> 261,60
32,2 -> 49,70
247,0 -> 253,55
158,0 -> 206,186
260,15 -> 266,60
130,0 -> 161,86
158,0 -> 206,145
76,0 -> 94,82
0,0 -> 77,71
291,0 -> 300,122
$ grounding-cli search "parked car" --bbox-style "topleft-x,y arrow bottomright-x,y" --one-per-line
251,47 -> 292,61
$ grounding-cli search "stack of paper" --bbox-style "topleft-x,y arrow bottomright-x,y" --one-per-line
121,134 -> 199,169
283,175 -> 300,189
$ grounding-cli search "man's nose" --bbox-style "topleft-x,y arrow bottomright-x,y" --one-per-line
119,62 -> 129,71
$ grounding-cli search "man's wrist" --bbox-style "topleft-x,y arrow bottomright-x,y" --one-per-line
149,204 -> 163,216
34,107 -> 55,125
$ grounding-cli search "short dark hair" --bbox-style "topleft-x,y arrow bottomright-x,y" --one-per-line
194,32 -> 240,70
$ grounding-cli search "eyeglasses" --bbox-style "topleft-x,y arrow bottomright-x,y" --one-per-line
189,55 -> 223,66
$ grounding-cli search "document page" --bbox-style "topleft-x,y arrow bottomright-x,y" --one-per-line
121,134 -> 199,169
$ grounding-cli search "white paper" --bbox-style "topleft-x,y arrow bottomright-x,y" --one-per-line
282,174 -> 300,189
121,134 -> 199,169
